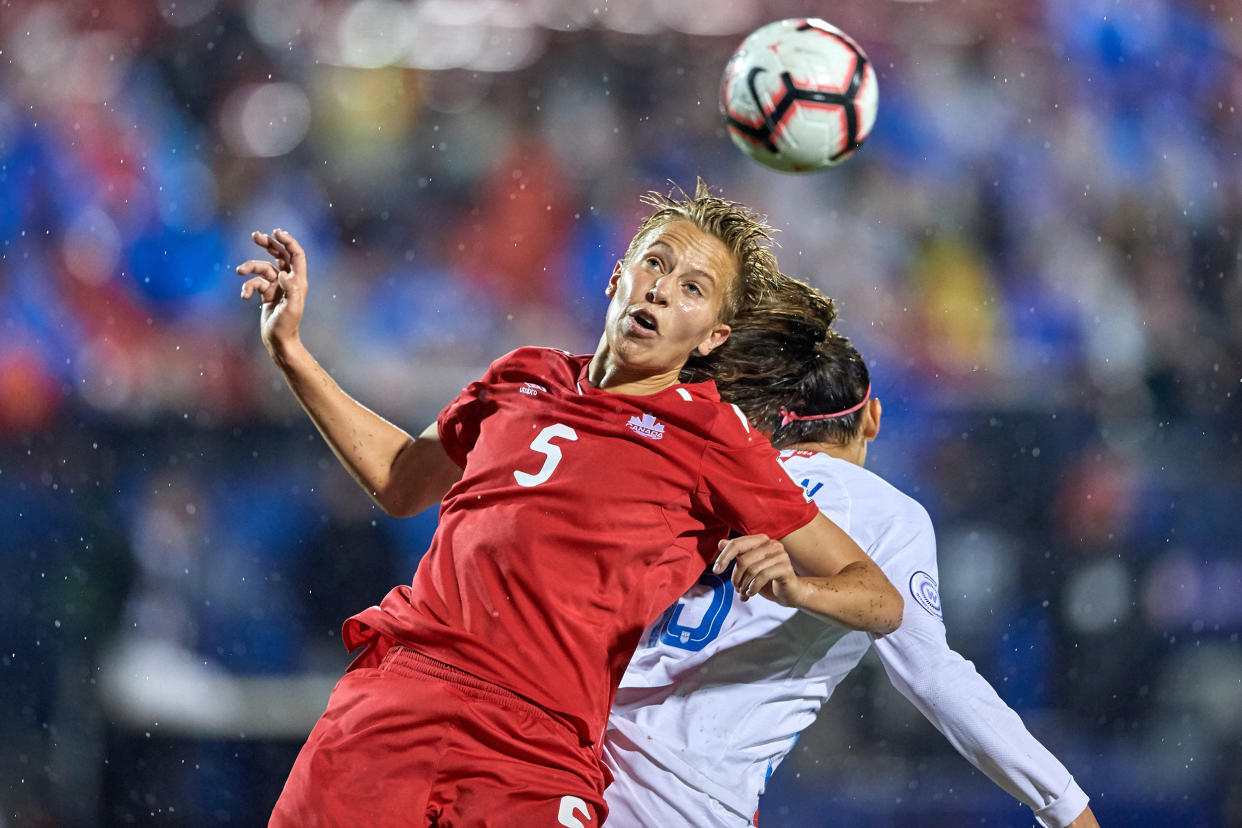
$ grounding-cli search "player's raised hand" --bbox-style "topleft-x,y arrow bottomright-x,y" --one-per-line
712,534 -> 805,606
237,228 -> 308,355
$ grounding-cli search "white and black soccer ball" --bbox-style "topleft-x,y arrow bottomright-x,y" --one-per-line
720,18 -> 879,173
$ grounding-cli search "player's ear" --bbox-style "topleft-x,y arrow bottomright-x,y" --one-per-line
695,323 -> 731,356
862,397 -> 881,442
606,260 -> 623,297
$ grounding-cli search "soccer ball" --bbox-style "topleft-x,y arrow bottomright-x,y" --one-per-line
720,18 -> 879,173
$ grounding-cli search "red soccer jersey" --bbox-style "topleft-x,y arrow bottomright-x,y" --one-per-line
344,347 -> 817,745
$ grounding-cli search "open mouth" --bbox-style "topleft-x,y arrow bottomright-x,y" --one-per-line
632,310 -> 658,332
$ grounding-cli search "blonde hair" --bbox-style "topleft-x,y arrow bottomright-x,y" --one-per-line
624,180 -> 783,325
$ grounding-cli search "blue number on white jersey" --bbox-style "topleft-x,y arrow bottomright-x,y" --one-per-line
648,570 -> 735,652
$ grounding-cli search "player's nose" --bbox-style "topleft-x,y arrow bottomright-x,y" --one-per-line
645,274 -> 671,305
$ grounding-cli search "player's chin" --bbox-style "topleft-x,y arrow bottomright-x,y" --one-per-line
615,341 -> 685,373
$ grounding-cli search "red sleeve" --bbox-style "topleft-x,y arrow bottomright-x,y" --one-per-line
695,426 -> 818,539
436,347 -> 575,469
436,355 -> 509,469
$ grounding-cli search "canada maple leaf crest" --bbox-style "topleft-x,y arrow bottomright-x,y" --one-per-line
626,412 -> 665,440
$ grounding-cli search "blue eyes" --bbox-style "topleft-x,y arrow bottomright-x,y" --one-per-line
642,257 -> 704,297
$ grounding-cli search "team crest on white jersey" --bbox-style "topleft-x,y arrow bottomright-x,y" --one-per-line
909,570 -> 943,619
520,382 -> 548,397
627,413 -> 665,440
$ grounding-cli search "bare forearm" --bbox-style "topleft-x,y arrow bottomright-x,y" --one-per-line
238,229 -> 457,517
270,339 -> 418,513
1066,806 -> 1100,828
791,559 -> 902,634
776,517 -> 902,633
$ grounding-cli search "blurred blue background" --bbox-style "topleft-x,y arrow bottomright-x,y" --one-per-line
2,0 -> 1240,825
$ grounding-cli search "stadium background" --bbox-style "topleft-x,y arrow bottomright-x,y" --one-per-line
2,0 -> 1239,825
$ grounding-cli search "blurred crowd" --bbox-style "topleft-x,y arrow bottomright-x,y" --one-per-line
2,0 -> 1240,825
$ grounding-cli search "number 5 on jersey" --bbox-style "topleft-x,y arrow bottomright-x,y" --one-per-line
514,424 -> 578,487
557,795 -> 593,827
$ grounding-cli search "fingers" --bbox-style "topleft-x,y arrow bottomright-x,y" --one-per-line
712,533 -> 771,575
237,259 -> 280,280
251,230 -> 290,271
250,228 -> 306,276
735,559 -> 772,600
735,546 -> 793,600
237,260 -> 281,299
713,535 -> 795,601
239,227 -> 308,305
240,275 -> 281,303
272,228 -> 307,277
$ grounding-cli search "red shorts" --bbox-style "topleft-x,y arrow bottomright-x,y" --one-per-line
270,644 -> 608,828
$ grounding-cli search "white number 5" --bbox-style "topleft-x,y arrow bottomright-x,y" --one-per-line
557,795 -> 592,827
514,424 -> 578,487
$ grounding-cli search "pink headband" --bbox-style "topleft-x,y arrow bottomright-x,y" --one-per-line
779,384 -> 871,427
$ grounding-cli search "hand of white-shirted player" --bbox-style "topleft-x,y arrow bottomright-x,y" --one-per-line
713,534 -> 805,606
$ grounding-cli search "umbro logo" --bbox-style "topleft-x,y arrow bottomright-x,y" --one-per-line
627,413 -> 665,440
519,382 -> 548,397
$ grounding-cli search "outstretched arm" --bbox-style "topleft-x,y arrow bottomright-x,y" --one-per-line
713,515 -> 902,635
873,580 -> 1094,828
238,229 -> 462,517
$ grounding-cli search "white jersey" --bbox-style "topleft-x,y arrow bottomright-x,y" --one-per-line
604,450 -> 1089,828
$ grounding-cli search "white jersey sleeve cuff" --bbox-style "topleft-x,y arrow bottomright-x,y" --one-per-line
1033,778 -> 1089,828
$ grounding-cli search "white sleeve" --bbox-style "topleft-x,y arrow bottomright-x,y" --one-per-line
870,515 -> 1090,828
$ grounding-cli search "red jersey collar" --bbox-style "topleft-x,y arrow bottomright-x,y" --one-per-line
573,354 -> 720,402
